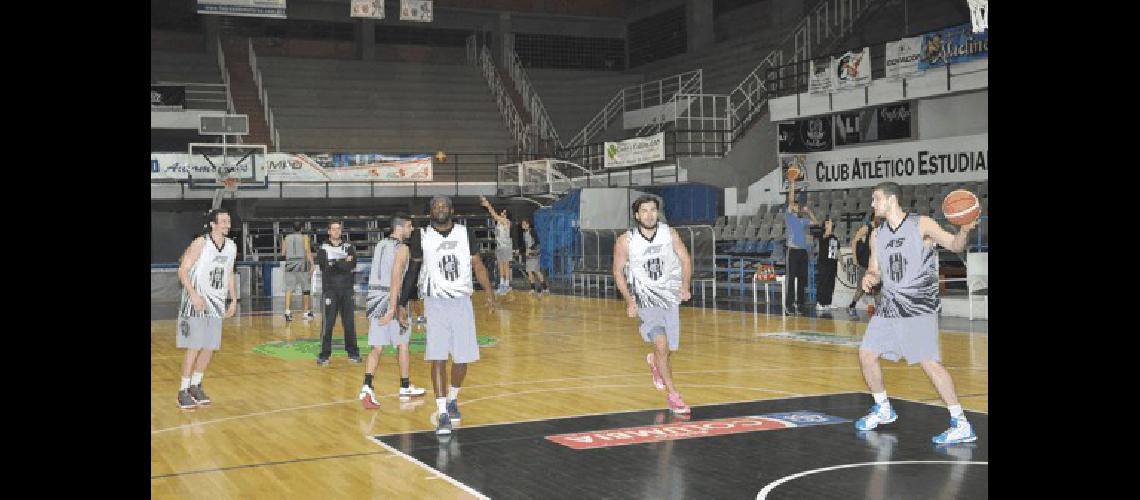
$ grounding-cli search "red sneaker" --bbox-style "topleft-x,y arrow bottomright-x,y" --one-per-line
646,353 -> 665,390
359,387 -> 381,409
667,392 -> 690,414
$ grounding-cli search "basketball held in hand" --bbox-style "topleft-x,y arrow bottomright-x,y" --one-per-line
786,166 -> 800,181
942,190 -> 981,225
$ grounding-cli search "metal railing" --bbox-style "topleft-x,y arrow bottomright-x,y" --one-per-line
566,69 -> 703,148
467,35 -> 533,154
152,81 -> 229,111
248,38 -> 280,152
634,70 -> 704,136
216,38 -> 235,116
503,49 -> 561,148
726,0 -> 888,141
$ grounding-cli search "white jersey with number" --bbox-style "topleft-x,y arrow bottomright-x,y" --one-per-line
418,224 -> 473,298
180,235 -> 237,318
625,223 -> 682,308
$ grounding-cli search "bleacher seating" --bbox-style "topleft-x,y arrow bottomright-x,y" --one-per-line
256,56 -> 513,155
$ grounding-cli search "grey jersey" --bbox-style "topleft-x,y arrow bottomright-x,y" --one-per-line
282,233 -> 309,272
366,238 -> 407,319
873,214 -> 940,318
495,222 -> 511,246
523,231 -> 535,251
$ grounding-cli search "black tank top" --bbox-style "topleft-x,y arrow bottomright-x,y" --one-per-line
855,231 -> 871,268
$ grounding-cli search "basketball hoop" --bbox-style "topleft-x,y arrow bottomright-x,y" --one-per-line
967,0 -> 988,33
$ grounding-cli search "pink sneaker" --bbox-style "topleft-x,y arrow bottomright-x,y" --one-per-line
667,392 -> 690,414
646,353 -> 665,390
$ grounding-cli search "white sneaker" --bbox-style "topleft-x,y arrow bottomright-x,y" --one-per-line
303,311 -> 315,320
854,403 -> 898,431
399,384 -> 427,401
932,417 -> 977,444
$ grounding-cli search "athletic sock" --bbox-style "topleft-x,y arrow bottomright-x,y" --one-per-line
948,405 -> 965,420
400,377 -> 410,389
180,377 -> 191,391
436,397 -> 447,416
363,373 -> 374,388
191,372 -> 204,386
872,392 -> 889,409
447,386 -> 460,401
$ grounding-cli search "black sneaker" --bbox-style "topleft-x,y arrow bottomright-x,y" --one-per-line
446,399 -> 461,422
302,311 -> 315,321
436,412 -> 453,436
178,390 -> 198,409
847,305 -> 858,317
317,358 -> 330,366
348,356 -> 362,364
284,312 -> 294,322
188,384 -> 211,405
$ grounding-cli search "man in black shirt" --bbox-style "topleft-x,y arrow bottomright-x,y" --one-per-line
815,218 -> 840,309
317,220 -> 362,365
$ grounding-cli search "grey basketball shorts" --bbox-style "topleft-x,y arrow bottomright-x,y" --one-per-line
369,316 -> 411,347
495,246 -> 513,264
525,256 -> 540,273
637,304 -> 681,351
423,296 -> 480,363
283,260 -> 311,293
176,316 -> 223,351
860,313 -> 940,364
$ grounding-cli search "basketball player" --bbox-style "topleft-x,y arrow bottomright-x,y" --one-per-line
613,195 -> 693,414
815,218 -> 839,309
316,221 -> 362,366
175,208 -> 237,409
853,182 -> 979,444
280,221 -> 315,322
479,195 -> 514,295
847,215 -> 881,316
784,184 -> 817,315
359,213 -> 427,409
519,219 -> 548,294
419,195 -> 497,435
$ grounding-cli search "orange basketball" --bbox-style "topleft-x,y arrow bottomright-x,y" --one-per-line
942,189 -> 981,225
866,304 -> 875,316
786,166 -> 800,181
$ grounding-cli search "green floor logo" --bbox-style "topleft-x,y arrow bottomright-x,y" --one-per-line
253,332 -> 499,361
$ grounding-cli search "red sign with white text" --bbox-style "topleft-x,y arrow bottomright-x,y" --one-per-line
545,416 -> 793,450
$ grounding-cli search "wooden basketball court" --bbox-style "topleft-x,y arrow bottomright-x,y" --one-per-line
150,293 -> 987,498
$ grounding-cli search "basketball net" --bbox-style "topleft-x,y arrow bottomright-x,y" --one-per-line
967,0 -> 988,33
211,162 -> 238,210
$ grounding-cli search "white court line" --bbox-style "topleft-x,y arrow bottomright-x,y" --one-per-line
456,383 -> 805,407
368,436 -> 490,500
369,391 -> 858,437
151,398 -> 357,435
756,460 -> 989,499
886,394 -> 990,415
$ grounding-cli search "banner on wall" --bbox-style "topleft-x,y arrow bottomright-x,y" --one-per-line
876,103 -> 912,141
400,0 -> 433,22
885,36 -> 924,79
831,47 -> 872,91
808,59 -> 833,94
604,132 -> 665,168
833,109 -> 875,146
150,85 -> 185,111
778,116 -> 833,153
918,24 -> 989,70
197,0 -> 286,18
350,0 -> 384,18
799,133 -> 988,190
152,152 -> 433,181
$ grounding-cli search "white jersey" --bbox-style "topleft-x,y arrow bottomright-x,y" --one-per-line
625,223 -> 682,308
179,235 -> 237,318
366,238 -> 407,319
418,224 -> 473,298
